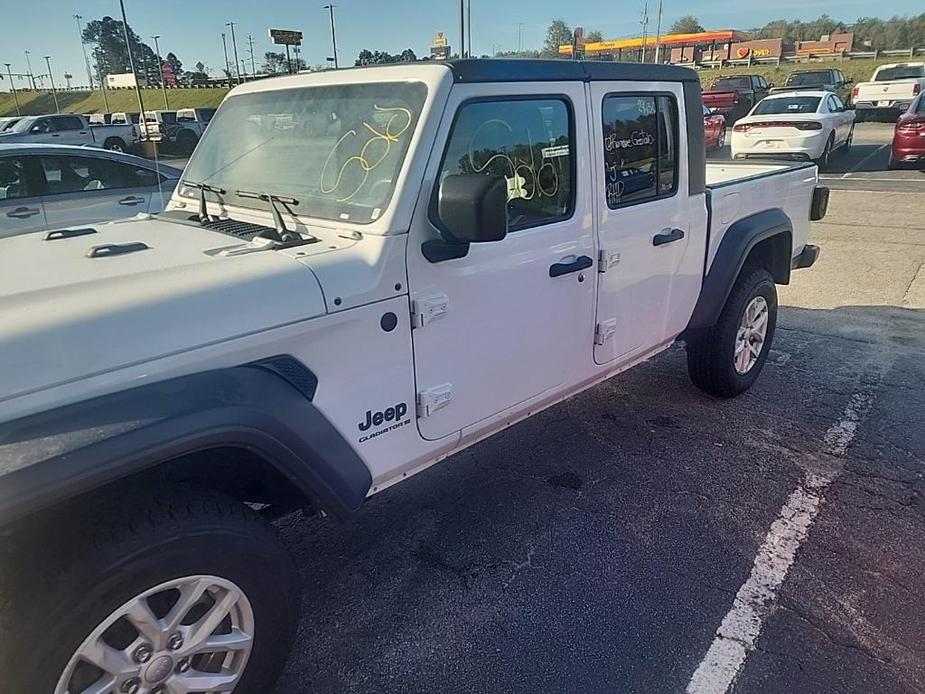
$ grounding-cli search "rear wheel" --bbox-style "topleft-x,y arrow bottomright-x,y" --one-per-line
686,266 -> 778,398
842,125 -> 854,152
176,132 -> 198,156
816,134 -> 835,171
103,137 -> 126,152
717,127 -> 726,150
0,486 -> 300,694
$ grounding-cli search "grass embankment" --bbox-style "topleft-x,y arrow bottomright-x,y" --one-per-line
0,58 -> 908,116
696,56 -> 904,88
0,88 -> 230,117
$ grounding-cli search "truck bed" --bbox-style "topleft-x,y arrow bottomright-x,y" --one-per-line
705,160 -> 817,269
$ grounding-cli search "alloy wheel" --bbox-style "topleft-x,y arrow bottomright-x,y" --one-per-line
733,296 -> 770,375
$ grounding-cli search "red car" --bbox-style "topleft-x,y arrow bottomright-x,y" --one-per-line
703,106 -> 727,151
890,93 -> 925,168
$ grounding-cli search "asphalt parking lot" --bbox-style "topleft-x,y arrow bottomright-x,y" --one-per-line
254,121 -> 925,694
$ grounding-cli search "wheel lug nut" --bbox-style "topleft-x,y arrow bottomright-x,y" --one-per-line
167,632 -> 184,651
121,678 -> 141,694
131,644 -> 152,663
176,657 -> 191,673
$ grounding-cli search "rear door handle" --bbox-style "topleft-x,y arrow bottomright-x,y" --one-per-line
7,206 -> 41,219
653,228 -> 685,246
549,255 -> 593,278
118,196 -> 146,206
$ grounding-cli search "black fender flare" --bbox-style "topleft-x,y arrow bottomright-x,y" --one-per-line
686,208 -> 793,331
0,361 -> 372,525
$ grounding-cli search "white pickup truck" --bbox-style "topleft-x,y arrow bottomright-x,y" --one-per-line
0,60 -> 826,694
0,113 -> 139,152
852,62 -> 925,120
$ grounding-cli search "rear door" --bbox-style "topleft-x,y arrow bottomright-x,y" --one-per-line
49,115 -> 90,145
39,154 -> 152,229
407,82 -> 596,441
590,83 -> 706,363
0,155 -> 46,237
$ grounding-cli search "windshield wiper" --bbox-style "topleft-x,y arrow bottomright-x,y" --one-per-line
235,190 -> 305,243
181,180 -> 226,223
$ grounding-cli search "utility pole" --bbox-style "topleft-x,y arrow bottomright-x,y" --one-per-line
43,56 -> 60,113
23,51 -> 36,89
247,33 -> 257,76
458,0 -> 466,58
118,0 -> 147,128
97,61 -> 110,111
241,59 -> 247,79
653,0 -> 664,64
324,5 -> 339,69
226,22 -> 241,84
221,32 -> 230,82
517,23 -> 525,53
4,64 -> 21,116
467,0 -> 472,58
640,1 -> 650,63
74,14 -> 94,88
152,35 -> 168,109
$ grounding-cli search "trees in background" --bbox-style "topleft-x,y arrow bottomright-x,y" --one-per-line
82,16 -> 163,85
261,51 -> 307,74
670,16 -> 706,34
354,49 -> 418,66
750,14 -> 925,49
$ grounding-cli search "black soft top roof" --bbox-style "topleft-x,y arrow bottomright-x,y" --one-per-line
445,59 -> 699,84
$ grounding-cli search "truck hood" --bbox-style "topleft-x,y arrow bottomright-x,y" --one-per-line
0,215 -> 328,403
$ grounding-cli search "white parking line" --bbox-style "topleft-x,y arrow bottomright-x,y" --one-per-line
840,144 -> 889,178
685,390 -> 877,694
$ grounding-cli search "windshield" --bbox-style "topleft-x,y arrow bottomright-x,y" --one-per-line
711,77 -> 750,91
753,97 -> 821,115
0,118 -> 21,131
875,65 -> 925,81
787,71 -> 830,85
177,110 -> 196,122
182,81 -> 427,224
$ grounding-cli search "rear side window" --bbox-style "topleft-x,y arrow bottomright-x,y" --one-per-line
39,156 -> 126,194
0,157 -> 30,200
52,116 -> 84,131
601,94 -> 679,208
435,98 -> 574,231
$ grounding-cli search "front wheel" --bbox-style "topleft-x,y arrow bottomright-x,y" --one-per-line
0,486 -> 300,694
686,266 -> 778,398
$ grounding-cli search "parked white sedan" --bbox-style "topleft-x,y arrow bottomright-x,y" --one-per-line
731,91 -> 855,170
0,144 -> 181,239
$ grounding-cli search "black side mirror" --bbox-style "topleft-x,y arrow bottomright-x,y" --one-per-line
437,174 -> 508,244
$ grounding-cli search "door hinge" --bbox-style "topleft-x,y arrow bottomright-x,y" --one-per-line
411,294 -> 449,329
417,383 -> 453,417
598,249 -> 621,273
595,319 -> 617,345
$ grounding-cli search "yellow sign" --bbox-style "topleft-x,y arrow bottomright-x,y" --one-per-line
433,32 -> 448,47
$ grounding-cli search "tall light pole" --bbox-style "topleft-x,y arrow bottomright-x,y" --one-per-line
640,1 -> 650,63
517,23 -> 525,53
247,33 -> 257,76
4,64 -> 21,116
43,56 -> 60,113
221,32 -> 230,82
152,34 -> 168,108
458,0 -> 466,58
74,14 -> 94,88
226,22 -> 241,84
23,50 -> 36,89
324,5 -> 339,69
118,0 -> 147,128
653,0 -> 664,64
467,0 -> 472,58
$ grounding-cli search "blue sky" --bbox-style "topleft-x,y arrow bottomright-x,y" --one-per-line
1,0 -> 921,87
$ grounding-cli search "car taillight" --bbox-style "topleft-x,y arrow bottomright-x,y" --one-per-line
914,83 -> 922,96
733,123 -> 749,132
735,121 -> 822,131
898,116 -> 925,132
793,121 -> 824,131
852,85 -> 860,99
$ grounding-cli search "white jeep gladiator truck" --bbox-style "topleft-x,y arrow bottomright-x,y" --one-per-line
852,62 -> 925,120
0,60 -> 826,693
0,113 -> 139,152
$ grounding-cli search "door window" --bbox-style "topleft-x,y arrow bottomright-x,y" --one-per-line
830,95 -> 846,112
51,116 -> 84,131
601,94 -> 679,208
0,157 -> 30,200
39,156 -> 125,194
29,119 -> 53,134
434,98 -> 574,231
117,162 -> 162,188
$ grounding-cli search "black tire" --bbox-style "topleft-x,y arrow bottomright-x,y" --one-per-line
0,485 -> 300,694
888,153 -> 901,170
842,126 -> 854,152
177,132 -> 198,155
103,137 -> 126,152
816,134 -> 835,172
686,266 -> 778,398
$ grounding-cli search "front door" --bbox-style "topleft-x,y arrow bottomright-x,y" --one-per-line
407,83 -> 596,441
590,83 -> 706,364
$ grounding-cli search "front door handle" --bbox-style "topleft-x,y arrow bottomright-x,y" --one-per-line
7,206 -> 41,219
549,255 -> 593,278
653,228 -> 685,246
118,196 -> 146,206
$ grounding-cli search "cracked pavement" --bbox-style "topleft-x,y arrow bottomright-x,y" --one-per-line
273,123 -> 925,693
